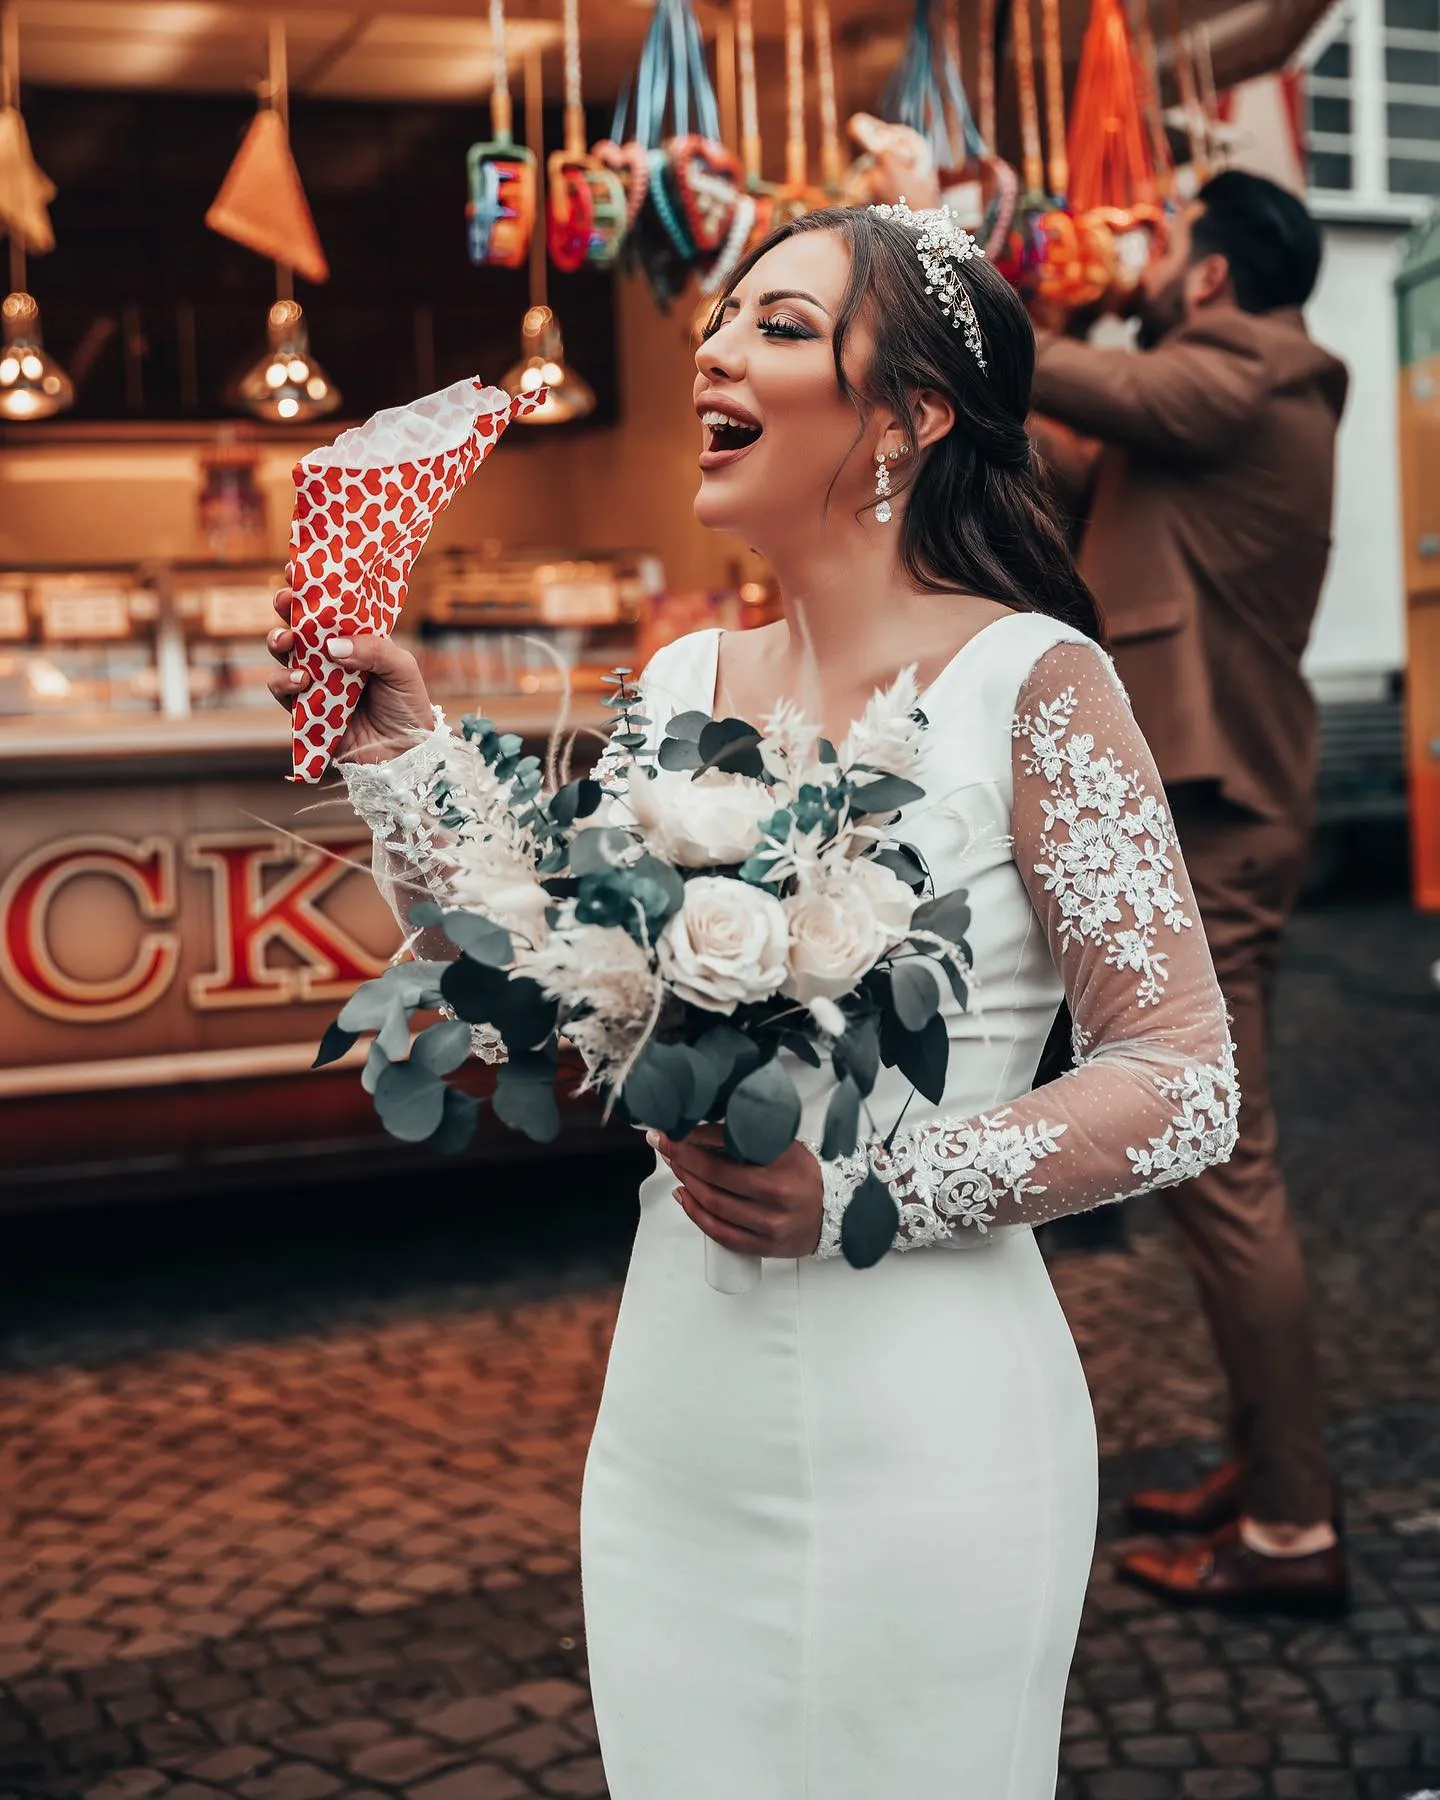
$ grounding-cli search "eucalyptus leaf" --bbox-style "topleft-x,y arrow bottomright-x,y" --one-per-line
440,956 -> 508,1027
841,1172 -> 900,1268
912,888 -> 972,946
665,709 -> 710,741
409,900 -> 446,929
724,1058 -> 801,1165
630,854 -> 685,923
549,778 -> 603,829
429,1087 -> 481,1157
696,718 -> 766,780
691,1023 -> 762,1112
411,1018 -> 472,1077
623,1042 -> 688,1134
890,959 -> 941,1032
939,954 -> 970,1011
443,913 -> 514,967
849,775 -> 926,815
669,1044 -> 721,1134
492,977 -> 558,1053
313,1020 -> 357,1069
777,1030 -> 823,1068
374,1062 -> 447,1143
493,1054 -> 560,1143
658,736 -> 704,772
569,827 -> 632,876
376,999 -> 414,1063
872,843 -> 929,891
821,1075 -> 861,1160
890,1010 -> 949,1106
361,1039 -> 389,1096
835,1016 -> 880,1097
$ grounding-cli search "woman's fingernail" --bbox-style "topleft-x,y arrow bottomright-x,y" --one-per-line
327,636 -> 354,658
645,1130 -> 660,1149
289,670 -> 304,687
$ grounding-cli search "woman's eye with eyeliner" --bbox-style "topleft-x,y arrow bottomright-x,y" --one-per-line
758,316 -> 814,340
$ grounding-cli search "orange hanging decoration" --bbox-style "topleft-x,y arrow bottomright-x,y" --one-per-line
1055,0 -> 1170,307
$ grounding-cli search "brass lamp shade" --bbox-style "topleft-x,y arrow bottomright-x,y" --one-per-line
234,298 -> 339,423
501,305 -> 595,424
0,290 -> 72,420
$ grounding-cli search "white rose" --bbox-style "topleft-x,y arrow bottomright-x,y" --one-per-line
627,767 -> 774,868
782,888 -> 889,1003
658,876 -> 789,1014
846,857 -> 919,947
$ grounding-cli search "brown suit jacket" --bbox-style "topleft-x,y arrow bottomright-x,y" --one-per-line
1031,307 -> 1349,826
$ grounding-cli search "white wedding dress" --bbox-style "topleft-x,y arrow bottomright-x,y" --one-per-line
342,610 -> 1239,1800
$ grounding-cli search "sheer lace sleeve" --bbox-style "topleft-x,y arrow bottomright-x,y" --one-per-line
811,638 -> 1239,1258
339,708 -> 463,941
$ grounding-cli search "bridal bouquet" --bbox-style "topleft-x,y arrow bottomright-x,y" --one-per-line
318,669 -> 972,1278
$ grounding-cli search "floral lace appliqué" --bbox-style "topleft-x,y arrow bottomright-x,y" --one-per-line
1125,1037 -> 1240,1190
1014,685 -> 1192,1007
812,1110 -> 1069,1256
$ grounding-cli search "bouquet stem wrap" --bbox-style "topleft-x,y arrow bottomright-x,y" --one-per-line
706,1241 -> 762,1294
288,379 -> 540,783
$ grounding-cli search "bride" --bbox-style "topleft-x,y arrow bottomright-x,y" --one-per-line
267,203 -> 1237,1799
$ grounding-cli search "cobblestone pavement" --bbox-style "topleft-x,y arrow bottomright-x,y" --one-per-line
0,898 -> 1437,1800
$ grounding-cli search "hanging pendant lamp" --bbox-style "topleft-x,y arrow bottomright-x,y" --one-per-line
214,22 -> 339,424
501,46 -> 594,425
234,297 -> 337,423
0,290 -> 72,420
0,5 -> 72,422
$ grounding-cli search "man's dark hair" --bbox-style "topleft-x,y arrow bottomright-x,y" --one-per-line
1192,170 -> 1324,314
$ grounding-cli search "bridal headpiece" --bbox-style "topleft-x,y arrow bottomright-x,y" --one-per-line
868,199 -> 987,374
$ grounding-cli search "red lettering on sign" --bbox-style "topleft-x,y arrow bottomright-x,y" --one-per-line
188,832 -> 388,1009
0,836 -> 180,1023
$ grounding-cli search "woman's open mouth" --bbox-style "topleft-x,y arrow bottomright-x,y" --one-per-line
699,409 -> 764,470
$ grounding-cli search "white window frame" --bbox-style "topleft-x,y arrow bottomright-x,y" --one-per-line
1303,0 -> 1436,222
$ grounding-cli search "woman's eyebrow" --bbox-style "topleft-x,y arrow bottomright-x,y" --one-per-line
757,288 -> 829,313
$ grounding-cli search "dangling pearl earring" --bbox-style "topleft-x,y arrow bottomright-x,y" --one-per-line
874,452 -> 894,524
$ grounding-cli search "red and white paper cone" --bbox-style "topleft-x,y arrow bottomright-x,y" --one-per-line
288,378 -> 542,783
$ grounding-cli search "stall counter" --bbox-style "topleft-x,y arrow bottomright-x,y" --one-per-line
0,700 -> 614,1208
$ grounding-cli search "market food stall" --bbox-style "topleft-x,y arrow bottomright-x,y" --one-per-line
0,0 -> 1331,1205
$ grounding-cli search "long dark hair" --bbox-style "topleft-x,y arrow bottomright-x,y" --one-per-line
710,206 -> 1103,643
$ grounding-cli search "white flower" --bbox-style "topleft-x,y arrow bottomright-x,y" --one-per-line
657,877 -> 789,1014
450,868 -> 552,944
758,696 -> 822,789
522,923 -> 660,1077
626,767 -> 775,868
841,665 -> 925,777
782,887 -> 888,1003
806,994 -> 848,1038
846,856 -> 919,946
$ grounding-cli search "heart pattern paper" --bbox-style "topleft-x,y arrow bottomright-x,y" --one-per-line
288,379 -> 541,783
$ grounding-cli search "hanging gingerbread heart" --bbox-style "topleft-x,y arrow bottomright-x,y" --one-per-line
592,139 -> 651,232
547,153 -> 596,272
667,135 -> 743,257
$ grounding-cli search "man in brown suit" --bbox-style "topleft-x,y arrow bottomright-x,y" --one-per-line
1031,171 -> 1351,1611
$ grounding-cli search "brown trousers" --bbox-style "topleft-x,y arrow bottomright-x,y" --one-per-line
1164,787 -> 1333,1527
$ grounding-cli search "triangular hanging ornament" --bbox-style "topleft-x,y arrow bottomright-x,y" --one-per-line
0,106 -> 56,254
206,109 -> 329,284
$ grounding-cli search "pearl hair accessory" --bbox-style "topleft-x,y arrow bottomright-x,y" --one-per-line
868,198 -> 988,374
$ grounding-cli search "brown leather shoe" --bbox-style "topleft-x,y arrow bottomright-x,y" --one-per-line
1125,1459 -> 1245,1534
1117,1521 -> 1351,1617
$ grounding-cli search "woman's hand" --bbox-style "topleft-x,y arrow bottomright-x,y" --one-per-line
649,1123 -> 825,1259
265,586 -> 436,764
